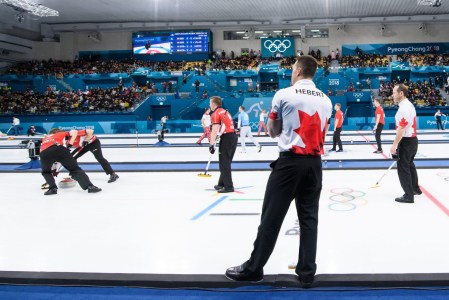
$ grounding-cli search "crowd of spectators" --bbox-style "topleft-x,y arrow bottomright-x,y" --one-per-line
5,53 -> 449,77
397,54 -> 449,67
0,86 -> 143,115
379,79 -> 446,107
339,54 -> 390,68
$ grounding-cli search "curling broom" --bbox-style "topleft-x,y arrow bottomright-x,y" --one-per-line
198,136 -> 220,178
371,159 -> 397,188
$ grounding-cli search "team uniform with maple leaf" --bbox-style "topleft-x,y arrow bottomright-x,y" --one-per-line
394,97 -> 420,202
225,56 -> 332,287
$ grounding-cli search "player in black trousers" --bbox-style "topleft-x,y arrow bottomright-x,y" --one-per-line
209,96 -> 237,193
40,128 -> 101,195
71,129 -> 119,183
390,84 -> 421,203
225,55 -> 332,287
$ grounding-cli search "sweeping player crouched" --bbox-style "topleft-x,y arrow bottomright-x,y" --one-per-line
70,128 -> 119,183
40,128 -> 102,195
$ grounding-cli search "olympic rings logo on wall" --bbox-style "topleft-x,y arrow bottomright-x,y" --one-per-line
250,121 -> 259,130
263,39 -> 292,53
156,96 -> 167,103
328,188 -> 368,212
352,92 -> 364,99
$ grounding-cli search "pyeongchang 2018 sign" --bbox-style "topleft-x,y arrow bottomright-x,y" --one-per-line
261,37 -> 295,58
342,43 -> 449,55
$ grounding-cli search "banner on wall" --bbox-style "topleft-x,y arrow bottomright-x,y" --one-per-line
342,43 -> 449,55
391,62 -> 411,71
261,37 -> 295,58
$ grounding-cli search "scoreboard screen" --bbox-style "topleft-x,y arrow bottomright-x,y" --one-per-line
133,30 -> 210,55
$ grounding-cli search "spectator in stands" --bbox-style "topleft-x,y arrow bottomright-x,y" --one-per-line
195,79 -> 200,93
347,83 -> 354,92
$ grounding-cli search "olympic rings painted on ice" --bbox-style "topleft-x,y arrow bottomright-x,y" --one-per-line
328,187 -> 368,212
263,39 -> 292,53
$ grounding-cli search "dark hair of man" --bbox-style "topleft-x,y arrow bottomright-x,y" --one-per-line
210,96 -> 222,106
295,55 -> 318,78
49,128 -> 63,134
240,105 -> 245,110
335,103 -> 341,108
396,84 -> 409,97
374,98 -> 381,104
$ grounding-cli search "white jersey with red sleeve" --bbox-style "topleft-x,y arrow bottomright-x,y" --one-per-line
269,79 -> 332,156
395,98 -> 417,137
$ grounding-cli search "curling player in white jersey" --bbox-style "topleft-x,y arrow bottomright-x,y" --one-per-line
225,55 -> 332,288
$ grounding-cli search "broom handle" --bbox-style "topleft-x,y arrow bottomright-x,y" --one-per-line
376,160 -> 397,184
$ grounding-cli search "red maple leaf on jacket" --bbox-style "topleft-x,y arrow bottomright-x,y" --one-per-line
292,110 -> 325,155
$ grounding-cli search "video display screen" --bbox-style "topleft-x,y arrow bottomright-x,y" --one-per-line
133,30 -> 210,55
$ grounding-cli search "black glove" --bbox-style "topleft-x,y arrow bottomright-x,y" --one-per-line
209,144 -> 215,154
391,152 -> 399,160
67,144 -> 72,149
82,141 -> 88,147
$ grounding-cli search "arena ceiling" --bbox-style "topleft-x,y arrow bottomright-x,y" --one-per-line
0,0 -> 449,39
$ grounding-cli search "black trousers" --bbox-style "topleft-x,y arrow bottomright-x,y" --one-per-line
40,145 -> 93,189
436,118 -> 443,130
72,139 -> 114,175
332,127 -> 342,150
375,123 -> 384,151
218,132 -> 237,188
397,137 -> 419,199
244,154 -> 322,281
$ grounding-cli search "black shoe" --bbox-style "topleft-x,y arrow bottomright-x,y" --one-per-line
108,173 -> 119,183
217,187 -> 234,193
414,189 -> 423,195
336,149 -> 343,152
44,187 -> 57,195
87,185 -> 102,193
329,148 -> 336,152
298,276 -> 314,288
258,145 -> 262,152
214,185 -> 223,191
225,264 -> 263,282
395,195 -> 414,203
373,150 -> 383,154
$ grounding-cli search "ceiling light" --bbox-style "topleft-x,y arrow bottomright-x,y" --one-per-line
273,30 -> 282,33
254,31 -> 264,33
236,31 -> 245,34
292,30 -> 301,33
0,0 -> 58,17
